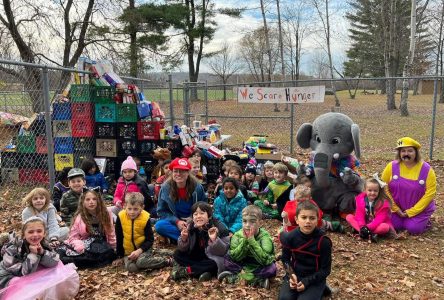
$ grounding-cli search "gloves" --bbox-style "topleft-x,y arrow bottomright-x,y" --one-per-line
359,226 -> 371,239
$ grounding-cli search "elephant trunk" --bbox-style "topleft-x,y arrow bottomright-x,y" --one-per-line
313,152 -> 332,188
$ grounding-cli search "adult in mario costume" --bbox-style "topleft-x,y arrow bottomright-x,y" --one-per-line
155,158 -> 207,242
381,137 -> 436,235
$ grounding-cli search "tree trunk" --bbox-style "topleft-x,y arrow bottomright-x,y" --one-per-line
223,83 -> 227,101
324,0 -> 340,107
129,0 -> 138,77
400,0 -> 417,117
386,79 -> 397,110
412,79 -> 419,95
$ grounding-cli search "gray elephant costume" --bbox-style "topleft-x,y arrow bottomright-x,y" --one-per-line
297,112 -> 363,214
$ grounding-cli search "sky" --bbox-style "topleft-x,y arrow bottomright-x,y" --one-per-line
179,0 -> 352,75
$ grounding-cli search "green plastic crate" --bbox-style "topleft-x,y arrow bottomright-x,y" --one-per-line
70,84 -> 92,102
93,86 -> 115,103
116,103 -> 137,122
17,135 -> 36,153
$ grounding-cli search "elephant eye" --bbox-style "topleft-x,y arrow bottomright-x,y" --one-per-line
315,135 -> 321,143
331,137 -> 341,144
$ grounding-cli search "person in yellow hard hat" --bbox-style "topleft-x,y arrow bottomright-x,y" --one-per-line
381,137 -> 436,235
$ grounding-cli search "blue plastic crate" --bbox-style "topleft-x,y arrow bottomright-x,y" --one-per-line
54,137 -> 74,154
52,103 -> 72,120
95,103 -> 116,123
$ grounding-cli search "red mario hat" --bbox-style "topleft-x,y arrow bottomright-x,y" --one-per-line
168,158 -> 191,171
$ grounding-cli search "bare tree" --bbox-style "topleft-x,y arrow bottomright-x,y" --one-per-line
311,0 -> 340,107
208,42 -> 242,100
400,0 -> 418,116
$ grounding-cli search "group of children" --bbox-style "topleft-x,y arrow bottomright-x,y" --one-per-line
0,150 -> 399,299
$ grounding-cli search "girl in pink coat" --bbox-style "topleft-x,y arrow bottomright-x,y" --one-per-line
65,190 -> 116,259
346,177 -> 396,242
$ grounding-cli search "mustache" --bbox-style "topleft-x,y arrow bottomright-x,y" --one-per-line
402,155 -> 411,160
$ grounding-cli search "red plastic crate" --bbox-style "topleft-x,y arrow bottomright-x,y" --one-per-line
19,169 -> 49,184
36,136 -> 48,154
137,121 -> 164,140
72,103 -> 93,119
72,119 -> 94,137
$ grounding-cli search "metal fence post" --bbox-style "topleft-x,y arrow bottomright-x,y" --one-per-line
204,80 -> 208,125
42,67 -> 56,188
429,78 -> 438,160
168,73 -> 174,127
290,103 -> 295,154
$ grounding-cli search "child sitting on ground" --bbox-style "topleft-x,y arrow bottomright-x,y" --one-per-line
0,217 -> 60,288
278,200 -> 332,300
113,156 -> 154,217
213,178 -> 248,236
258,161 -> 275,193
191,149 -> 207,183
171,202 -> 230,282
346,177 -> 397,242
52,167 -> 71,211
61,190 -> 116,269
254,163 -> 292,219
81,158 -> 108,193
189,156 -> 204,183
22,188 -> 69,247
60,168 -> 88,225
243,164 -> 259,196
218,205 -> 276,289
112,192 -> 173,272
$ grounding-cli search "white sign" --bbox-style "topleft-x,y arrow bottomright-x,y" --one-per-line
237,86 -> 325,103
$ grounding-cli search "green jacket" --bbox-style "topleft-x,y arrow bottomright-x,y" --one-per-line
60,188 -> 87,224
229,227 -> 274,266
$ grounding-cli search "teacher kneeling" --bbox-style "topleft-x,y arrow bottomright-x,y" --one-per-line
155,158 -> 207,242
381,137 -> 436,235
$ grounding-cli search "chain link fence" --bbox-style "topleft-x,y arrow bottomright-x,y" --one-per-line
0,58 -> 443,196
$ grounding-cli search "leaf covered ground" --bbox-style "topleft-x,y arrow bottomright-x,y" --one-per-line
0,92 -> 443,299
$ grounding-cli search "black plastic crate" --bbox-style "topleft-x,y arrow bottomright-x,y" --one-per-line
205,158 -> 220,177
116,123 -> 137,140
73,137 -> 95,153
95,122 -> 117,139
161,139 -> 182,159
117,139 -> 138,157
138,156 -> 157,181
1,152 -> 20,168
104,157 -> 119,177
74,152 -> 94,167
137,141 -> 158,156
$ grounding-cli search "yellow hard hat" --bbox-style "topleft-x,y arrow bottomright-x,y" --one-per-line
396,137 -> 421,149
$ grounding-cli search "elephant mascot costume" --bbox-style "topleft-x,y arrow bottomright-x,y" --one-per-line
297,112 -> 363,214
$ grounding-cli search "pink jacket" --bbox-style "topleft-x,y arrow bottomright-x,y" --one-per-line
113,177 -> 141,206
66,211 -> 116,253
354,192 -> 392,232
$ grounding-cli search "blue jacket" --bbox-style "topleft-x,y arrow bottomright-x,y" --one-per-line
85,172 -> 108,192
213,191 -> 247,233
157,180 -> 207,224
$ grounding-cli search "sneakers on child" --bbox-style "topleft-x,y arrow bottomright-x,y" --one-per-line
171,265 -> 189,281
249,278 -> 270,289
198,272 -> 213,282
218,271 -> 238,284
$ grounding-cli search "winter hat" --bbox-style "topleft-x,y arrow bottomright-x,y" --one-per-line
396,137 -> 421,149
245,164 -> 257,175
121,156 -> 138,172
169,158 -> 192,171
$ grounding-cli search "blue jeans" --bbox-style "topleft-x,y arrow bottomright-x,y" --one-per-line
155,219 -> 180,241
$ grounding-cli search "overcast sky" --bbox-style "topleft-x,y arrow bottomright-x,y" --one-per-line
188,0 -> 352,75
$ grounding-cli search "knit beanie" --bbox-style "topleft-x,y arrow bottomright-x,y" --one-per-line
121,156 -> 138,172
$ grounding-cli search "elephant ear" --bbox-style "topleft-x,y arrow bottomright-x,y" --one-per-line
351,123 -> 361,159
297,123 -> 313,149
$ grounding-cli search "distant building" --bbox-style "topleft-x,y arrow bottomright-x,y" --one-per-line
417,79 -> 441,95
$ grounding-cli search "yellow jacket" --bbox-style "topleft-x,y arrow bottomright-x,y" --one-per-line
117,210 -> 151,256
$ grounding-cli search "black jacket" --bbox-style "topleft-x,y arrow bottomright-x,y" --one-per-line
280,228 -> 332,288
